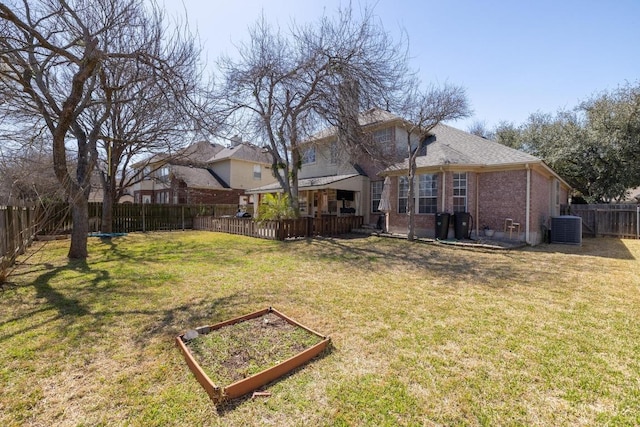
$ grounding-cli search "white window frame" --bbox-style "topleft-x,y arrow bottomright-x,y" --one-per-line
398,176 -> 409,214
371,180 -> 383,213
330,141 -> 339,164
453,172 -> 467,212
301,147 -> 316,165
418,174 -> 438,214
253,164 -> 262,180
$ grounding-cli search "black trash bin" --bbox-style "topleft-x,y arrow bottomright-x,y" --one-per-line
454,212 -> 472,240
435,212 -> 450,240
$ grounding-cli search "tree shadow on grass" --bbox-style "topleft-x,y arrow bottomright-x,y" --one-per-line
0,250 -> 244,340
293,235 -> 596,290
299,236 -> 507,286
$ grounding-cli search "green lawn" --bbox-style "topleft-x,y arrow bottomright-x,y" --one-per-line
1,231 -> 639,426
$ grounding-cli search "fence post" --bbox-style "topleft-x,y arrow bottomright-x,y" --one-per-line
142,203 -> 146,232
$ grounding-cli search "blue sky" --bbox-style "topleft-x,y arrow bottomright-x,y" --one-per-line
162,0 -> 640,131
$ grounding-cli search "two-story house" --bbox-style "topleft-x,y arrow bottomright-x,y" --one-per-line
131,139 -> 276,206
247,108 -> 571,245
246,108 -> 405,224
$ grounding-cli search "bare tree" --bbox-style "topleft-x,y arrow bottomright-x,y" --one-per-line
217,5 -> 410,215
0,0 -> 207,255
396,83 -> 471,240
467,120 -> 491,139
77,8 -> 208,233
0,142 -> 64,204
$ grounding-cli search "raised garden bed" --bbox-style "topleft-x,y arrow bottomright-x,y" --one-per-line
176,307 -> 331,404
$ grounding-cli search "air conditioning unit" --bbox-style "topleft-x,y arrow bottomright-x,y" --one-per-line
551,216 -> 582,245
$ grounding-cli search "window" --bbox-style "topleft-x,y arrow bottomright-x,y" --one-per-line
158,166 -> 170,182
453,172 -> 467,212
373,128 -> 393,145
253,164 -> 262,180
299,195 -> 308,215
418,174 -> 438,214
156,191 -> 169,204
330,141 -> 339,164
398,176 -> 409,214
371,180 -> 383,212
301,147 -> 316,164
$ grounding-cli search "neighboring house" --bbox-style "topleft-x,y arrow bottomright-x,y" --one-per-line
87,170 -> 134,204
625,186 -> 640,202
131,139 -> 275,206
206,141 -> 276,207
247,108 -> 570,245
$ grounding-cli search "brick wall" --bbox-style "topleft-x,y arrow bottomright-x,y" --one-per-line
529,170 -> 551,243
134,187 -> 243,205
385,168 -> 560,243
476,170 -> 527,234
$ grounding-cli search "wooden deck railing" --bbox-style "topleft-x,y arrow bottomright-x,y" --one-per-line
193,215 -> 364,241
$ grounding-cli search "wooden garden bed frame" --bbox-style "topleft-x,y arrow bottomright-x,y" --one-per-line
175,307 -> 331,404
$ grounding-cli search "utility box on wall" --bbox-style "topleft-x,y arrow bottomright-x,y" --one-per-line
551,216 -> 582,245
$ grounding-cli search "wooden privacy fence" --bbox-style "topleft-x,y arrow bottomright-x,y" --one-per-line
562,204 -> 640,238
194,215 -> 364,241
41,203 -> 239,234
1,205 -> 37,272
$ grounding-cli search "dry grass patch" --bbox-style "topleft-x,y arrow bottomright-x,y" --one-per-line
1,232 -> 639,426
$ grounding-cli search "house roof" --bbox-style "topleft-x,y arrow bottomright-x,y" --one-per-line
132,141 -> 225,169
207,142 -> 271,164
308,107 -> 403,142
383,123 -> 541,171
418,123 -> 539,167
384,123 -> 570,188
247,173 -> 362,193
170,165 -> 228,190
179,140 -> 225,163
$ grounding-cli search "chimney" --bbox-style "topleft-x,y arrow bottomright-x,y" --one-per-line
230,135 -> 242,147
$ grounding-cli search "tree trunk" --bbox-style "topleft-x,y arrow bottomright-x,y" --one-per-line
100,171 -> 115,233
289,148 -> 301,217
68,192 -> 89,259
101,188 -> 113,233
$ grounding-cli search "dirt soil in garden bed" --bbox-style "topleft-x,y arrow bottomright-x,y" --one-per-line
184,312 -> 323,387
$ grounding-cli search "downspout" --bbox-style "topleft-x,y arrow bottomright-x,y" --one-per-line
440,167 -> 446,211
525,164 -> 531,244
475,173 -> 479,238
